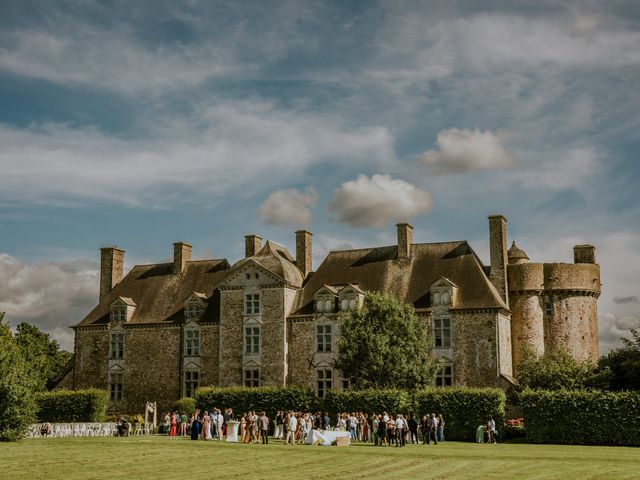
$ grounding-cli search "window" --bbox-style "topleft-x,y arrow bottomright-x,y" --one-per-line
436,363 -> 453,387
316,324 -> 332,353
184,371 -> 199,397
245,293 -> 260,314
244,368 -> 260,387
433,318 -> 451,348
316,368 -> 332,398
185,305 -> 201,320
342,378 -> 350,390
544,302 -> 552,316
109,372 -> 123,401
111,308 -> 125,322
110,333 -> 124,359
185,329 -> 200,356
245,325 -> 260,354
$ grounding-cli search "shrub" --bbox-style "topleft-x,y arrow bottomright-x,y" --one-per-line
35,389 -> 108,423
502,424 -> 526,441
521,389 -> 640,445
174,397 -> 196,415
323,389 -> 410,416
413,387 -> 506,441
193,386 -> 317,420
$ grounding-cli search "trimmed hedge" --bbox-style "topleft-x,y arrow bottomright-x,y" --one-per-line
194,386 -> 317,420
35,389 -> 108,423
521,389 -> 640,446
323,389 -> 410,416
413,387 -> 506,441
174,397 -> 196,415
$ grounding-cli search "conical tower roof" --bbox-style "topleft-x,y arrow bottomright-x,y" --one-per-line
508,241 -> 529,264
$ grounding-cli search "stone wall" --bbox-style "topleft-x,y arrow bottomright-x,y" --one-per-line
73,327 -> 109,390
288,318 -> 315,389
510,294 -> 544,369
260,287 -> 287,386
452,311 -> 499,387
219,289 -> 244,386
200,324 -> 220,387
546,294 -> 599,362
123,325 -> 181,413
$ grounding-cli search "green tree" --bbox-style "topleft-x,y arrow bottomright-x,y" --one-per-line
14,322 -> 73,391
0,313 -> 37,441
598,328 -> 640,390
333,292 -> 438,390
515,346 -> 597,390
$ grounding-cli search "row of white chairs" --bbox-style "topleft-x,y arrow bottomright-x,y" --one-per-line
27,422 -> 118,438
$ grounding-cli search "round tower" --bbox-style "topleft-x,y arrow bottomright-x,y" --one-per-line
507,242 -> 545,370
543,245 -> 600,362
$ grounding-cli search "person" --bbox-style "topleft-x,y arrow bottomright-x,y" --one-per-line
169,412 -> 177,437
429,413 -> 439,444
286,411 -> 298,445
202,411 -> 211,440
180,412 -> 188,436
386,416 -> 396,447
190,411 -> 201,441
372,415 -> 379,446
275,411 -> 284,439
259,411 -> 269,444
322,412 -> 330,430
408,414 -> 418,444
421,415 -> 429,444
215,409 -> 224,440
476,424 -> 486,443
40,422 -> 52,437
487,417 -> 497,444
163,412 -> 170,435
437,414 -> 445,443
348,412 -> 357,440
395,414 -> 406,447
117,416 -> 130,437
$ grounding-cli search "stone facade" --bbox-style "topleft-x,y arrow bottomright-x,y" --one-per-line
69,215 -> 600,413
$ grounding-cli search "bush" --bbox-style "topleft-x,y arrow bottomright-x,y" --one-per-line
174,397 -> 196,415
323,389 -> 410,416
0,322 -> 37,441
521,389 -> 640,445
35,389 -> 108,423
502,424 -> 526,441
194,386 -> 317,420
413,387 -> 506,441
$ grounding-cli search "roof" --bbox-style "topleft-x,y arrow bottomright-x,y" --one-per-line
508,241 -> 529,262
75,259 -> 230,327
227,240 -> 303,287
292,241 -> 508,314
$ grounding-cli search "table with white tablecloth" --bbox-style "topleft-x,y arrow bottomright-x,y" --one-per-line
305,429 -> 351,446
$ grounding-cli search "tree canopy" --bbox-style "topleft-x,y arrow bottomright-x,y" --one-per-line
333,292 -> 439,390
514,347 -> 598,390
598,328 -> 640,390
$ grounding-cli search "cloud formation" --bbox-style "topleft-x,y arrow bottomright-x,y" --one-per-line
0,253 -> 98,350
328,174 -> 432,227
257,187 -> 318,226
613,296 -> 638,304
599,313 -> 640,354
421,128 -> 515,173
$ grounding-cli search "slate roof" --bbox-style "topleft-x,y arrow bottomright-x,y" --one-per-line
292,241 -> 508,315
226,240 -> 304,287
75,259 -> 230,327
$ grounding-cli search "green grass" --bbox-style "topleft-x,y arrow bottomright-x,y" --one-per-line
1,436 -> 638,480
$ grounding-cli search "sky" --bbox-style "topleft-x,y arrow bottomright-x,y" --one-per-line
0,0 -> 639,354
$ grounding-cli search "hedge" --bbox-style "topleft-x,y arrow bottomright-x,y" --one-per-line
35,389 -> 108,423
174,397 -> 196,415
521,389 -> 640,445
323,389 -> 410,416
194,386 -> 317,421
413,387 -> 506,441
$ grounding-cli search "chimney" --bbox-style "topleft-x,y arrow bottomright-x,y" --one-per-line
488,215 -> 509,306
295,230 -> 313,278
173,242 -> 192,274
100,246 -> 124,302
245,234 -> 262,258
396,223 -> 413,260
574,244 -> 596,264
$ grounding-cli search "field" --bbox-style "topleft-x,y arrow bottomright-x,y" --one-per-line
1,436 -> 638,480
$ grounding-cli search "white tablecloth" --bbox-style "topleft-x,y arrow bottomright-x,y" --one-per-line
226,421 -> 240,442
305,430 -> 351,446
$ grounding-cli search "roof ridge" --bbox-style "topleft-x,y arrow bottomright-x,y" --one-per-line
327,240 -> 467,255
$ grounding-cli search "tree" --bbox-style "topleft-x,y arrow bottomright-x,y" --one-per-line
598,328 -> 640,390
515,346 -> 598,390
14,322 -> 73,391
0,313 -> 37,441
333,292 -> 439,390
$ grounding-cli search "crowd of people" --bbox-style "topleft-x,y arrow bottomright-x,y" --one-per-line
160,409 -> 453,446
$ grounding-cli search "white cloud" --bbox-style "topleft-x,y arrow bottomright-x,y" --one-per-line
0,253 -> 98,351
0,101 -> 394,207
599,313 -> 640,355
421,128 -> 515,173
257,186 -> 318,226
328,174 -> 432,228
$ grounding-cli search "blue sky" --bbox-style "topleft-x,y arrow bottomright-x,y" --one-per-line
0,0 -> 639,353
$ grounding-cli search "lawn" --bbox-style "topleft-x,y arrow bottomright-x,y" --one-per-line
1,436 -> 638,480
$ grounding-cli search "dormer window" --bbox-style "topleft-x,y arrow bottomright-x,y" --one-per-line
185,304 -> 202,320
111,308 -> 126,322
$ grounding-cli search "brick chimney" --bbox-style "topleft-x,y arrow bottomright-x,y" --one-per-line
396,223 -> 413,260
488,215 -> 509,306
173,242 -> 192,274
295,230 -> 313,278
245,234 -> 262,258
100,246 -> 124,302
